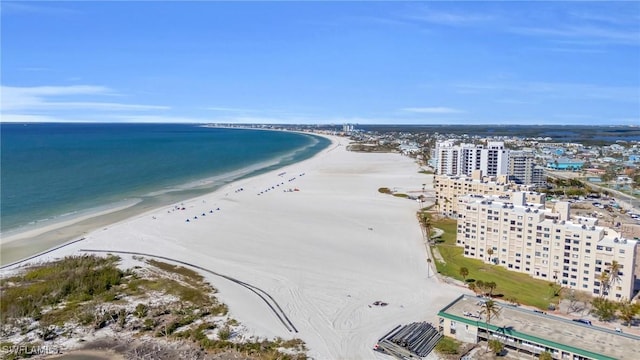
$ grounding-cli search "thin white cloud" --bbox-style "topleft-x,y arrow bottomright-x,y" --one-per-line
510,25 -> 640,46
205,106 -> 262,113
405,9 -> 494,26
401,107 -> 465,114
568,10 -> 639,26
7,85 -> 111,96
454,82 -> 639,102
38,102 -> 169,111
493,99 -> 537,105
0,114 -> 66,123
1,2 -> 80,15
112,115 -> 211,123
1,85 -> 169,112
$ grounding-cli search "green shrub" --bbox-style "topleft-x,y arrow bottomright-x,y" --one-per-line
435,336 -> 460,355
218,326 -> 231,340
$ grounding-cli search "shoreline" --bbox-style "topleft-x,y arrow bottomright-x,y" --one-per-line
0,129 -> 330,265
1,133 -> 466,359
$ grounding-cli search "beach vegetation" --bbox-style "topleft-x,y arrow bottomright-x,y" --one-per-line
488,339 -> 504,355
590,297 -> 618,322
217,325 -> 232,340
617,299 -> 640,327
539,351 -> 553,360
393,193 -> 408,198
435,336 -> 460,355
0,255 -> 123,325
1,256 -> 307,359
429,217 -> 561,309
378,187 -> 392,194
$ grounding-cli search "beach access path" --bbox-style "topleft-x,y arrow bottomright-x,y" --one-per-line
2,134 -> 466,359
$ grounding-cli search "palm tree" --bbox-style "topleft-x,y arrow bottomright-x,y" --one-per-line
486,248 -> 494,263
459,267 -> 469,281
486,281 -> 497,297
476,280 -> 486,297
468,282 -> 478,295
479,300 -> 501,350
607,260 -> 622,291
597,272 -> 611,298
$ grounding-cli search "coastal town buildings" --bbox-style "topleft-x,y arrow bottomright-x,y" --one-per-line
434,170 -> 545,218
545,158 -> 585,170
455,192 -> 638,301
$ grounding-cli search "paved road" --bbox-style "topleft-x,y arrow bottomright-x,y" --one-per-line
546,171 -> 640,211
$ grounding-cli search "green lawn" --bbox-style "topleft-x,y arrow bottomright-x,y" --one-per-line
432,219 -> 559,309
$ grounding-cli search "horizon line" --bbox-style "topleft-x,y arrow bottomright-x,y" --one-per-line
1,121 -> 639,128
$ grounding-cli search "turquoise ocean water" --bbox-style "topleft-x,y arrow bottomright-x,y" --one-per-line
0,123 -> 330,235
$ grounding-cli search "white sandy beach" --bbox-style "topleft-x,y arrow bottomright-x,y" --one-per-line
2,134 -> 466,359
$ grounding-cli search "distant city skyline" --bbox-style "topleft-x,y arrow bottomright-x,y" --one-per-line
1,1 -> 639,125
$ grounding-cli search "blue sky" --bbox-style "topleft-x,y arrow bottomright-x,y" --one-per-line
1,1 -> 639,125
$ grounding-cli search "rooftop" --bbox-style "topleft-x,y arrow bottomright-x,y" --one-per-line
439,295 -> 640,360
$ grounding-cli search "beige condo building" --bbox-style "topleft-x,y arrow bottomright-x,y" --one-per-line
434,170 -> 545,218
456,192 -> 638,301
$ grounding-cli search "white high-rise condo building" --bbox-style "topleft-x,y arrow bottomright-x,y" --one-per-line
434,141 -> 508,177
480,141 -> 509,177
